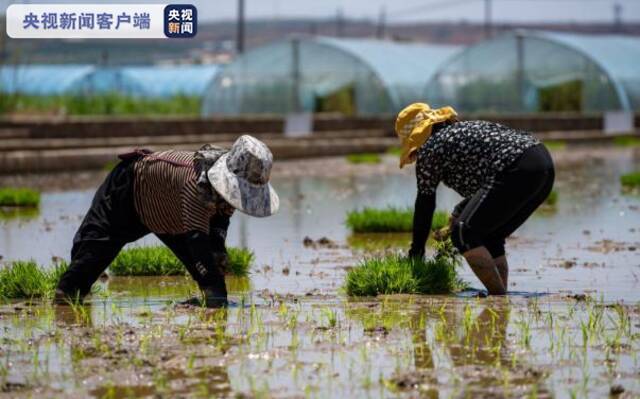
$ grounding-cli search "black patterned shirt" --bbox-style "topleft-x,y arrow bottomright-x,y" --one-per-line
416,120 -> 539,198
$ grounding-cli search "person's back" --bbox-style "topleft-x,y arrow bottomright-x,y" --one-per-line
417,120 -> 539,197
133,150 -> 216,235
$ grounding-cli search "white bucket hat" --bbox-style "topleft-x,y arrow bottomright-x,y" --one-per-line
207,135 -> 279,217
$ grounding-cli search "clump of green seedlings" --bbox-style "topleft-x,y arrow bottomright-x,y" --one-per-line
613,136 -> 640,147
346,207 -> 449,233
345,240 -> 466,296
545,190 -> 558,206
620,171 -> 640,189
543,140 -> 567,150
0,187 -> 40,207
108,245 -> 253,277
346,153 -> 382,164
0,260 -> 67,299
386,146 -> 402,156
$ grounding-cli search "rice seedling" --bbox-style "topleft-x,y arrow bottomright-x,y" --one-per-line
0,188 -> 40,207
346,153 -> 382,164
620,171 -> 640,188
108,246 -> 253,277
345,241 -> 466,296
346,207 -> 449,233
515,314 -> 532,349
0,260 -> 67,299
321,307 -> 338,329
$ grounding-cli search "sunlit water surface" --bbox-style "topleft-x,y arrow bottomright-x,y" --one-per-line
1,149 -> 639,398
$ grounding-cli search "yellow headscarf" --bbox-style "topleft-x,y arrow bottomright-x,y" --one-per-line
395,103 -> 457,168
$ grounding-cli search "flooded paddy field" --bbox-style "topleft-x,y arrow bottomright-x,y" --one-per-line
1,146 -> 640,398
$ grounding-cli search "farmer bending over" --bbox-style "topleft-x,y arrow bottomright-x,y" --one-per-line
397,103 -> 554,295
55,135 -> 279,307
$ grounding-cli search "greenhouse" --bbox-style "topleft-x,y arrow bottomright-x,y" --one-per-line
117,65 -> 220,97
425,30 -> 640,113
0,65 -> 95,95
0,64 -> 219,98
201,36 -> 460,116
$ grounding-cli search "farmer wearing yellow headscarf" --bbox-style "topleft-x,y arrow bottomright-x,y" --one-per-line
397,103 -> 555,295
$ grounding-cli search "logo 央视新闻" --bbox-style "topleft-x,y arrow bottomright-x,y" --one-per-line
164,4 -> 197,38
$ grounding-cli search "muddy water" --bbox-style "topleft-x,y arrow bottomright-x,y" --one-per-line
1,293 -> 638,398
1,148 -> 640,398
1,148 -> 639,300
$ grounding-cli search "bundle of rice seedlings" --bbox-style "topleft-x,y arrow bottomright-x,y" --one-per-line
620,171 -> 640,189
345,241 -> 466,296
346,207 -> 449,233
0,260 -> 68,299
108,246 -> 253,277
0,188 -> 40,207
346,153 -> 382,164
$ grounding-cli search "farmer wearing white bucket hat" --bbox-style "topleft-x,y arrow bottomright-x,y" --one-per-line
56,135 -> 279,307
208,135 -> 280,218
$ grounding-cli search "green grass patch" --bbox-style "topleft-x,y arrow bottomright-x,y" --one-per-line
345,241 -> 466,296
386,146 -> 402,156
543,140 -> 567,150
346,153 -> 382,164
346,207 -> 449,233
0,260 -> 68,299
1,93 -> 201,116
108,246 -> 253,277
0,187 -> 40,207
620,171 -> 640,188
613,136 -> 640,147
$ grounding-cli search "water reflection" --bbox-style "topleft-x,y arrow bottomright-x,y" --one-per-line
441,304 -> 511,366
346,298 -> 550,397
55,303 -> 93,327
0,206 -> 40,221
1,291 -> 636,397
347,233 -> 411,252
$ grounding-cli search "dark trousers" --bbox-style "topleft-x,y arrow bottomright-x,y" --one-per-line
451,144 -> 555,258
56,159 -> 213,297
